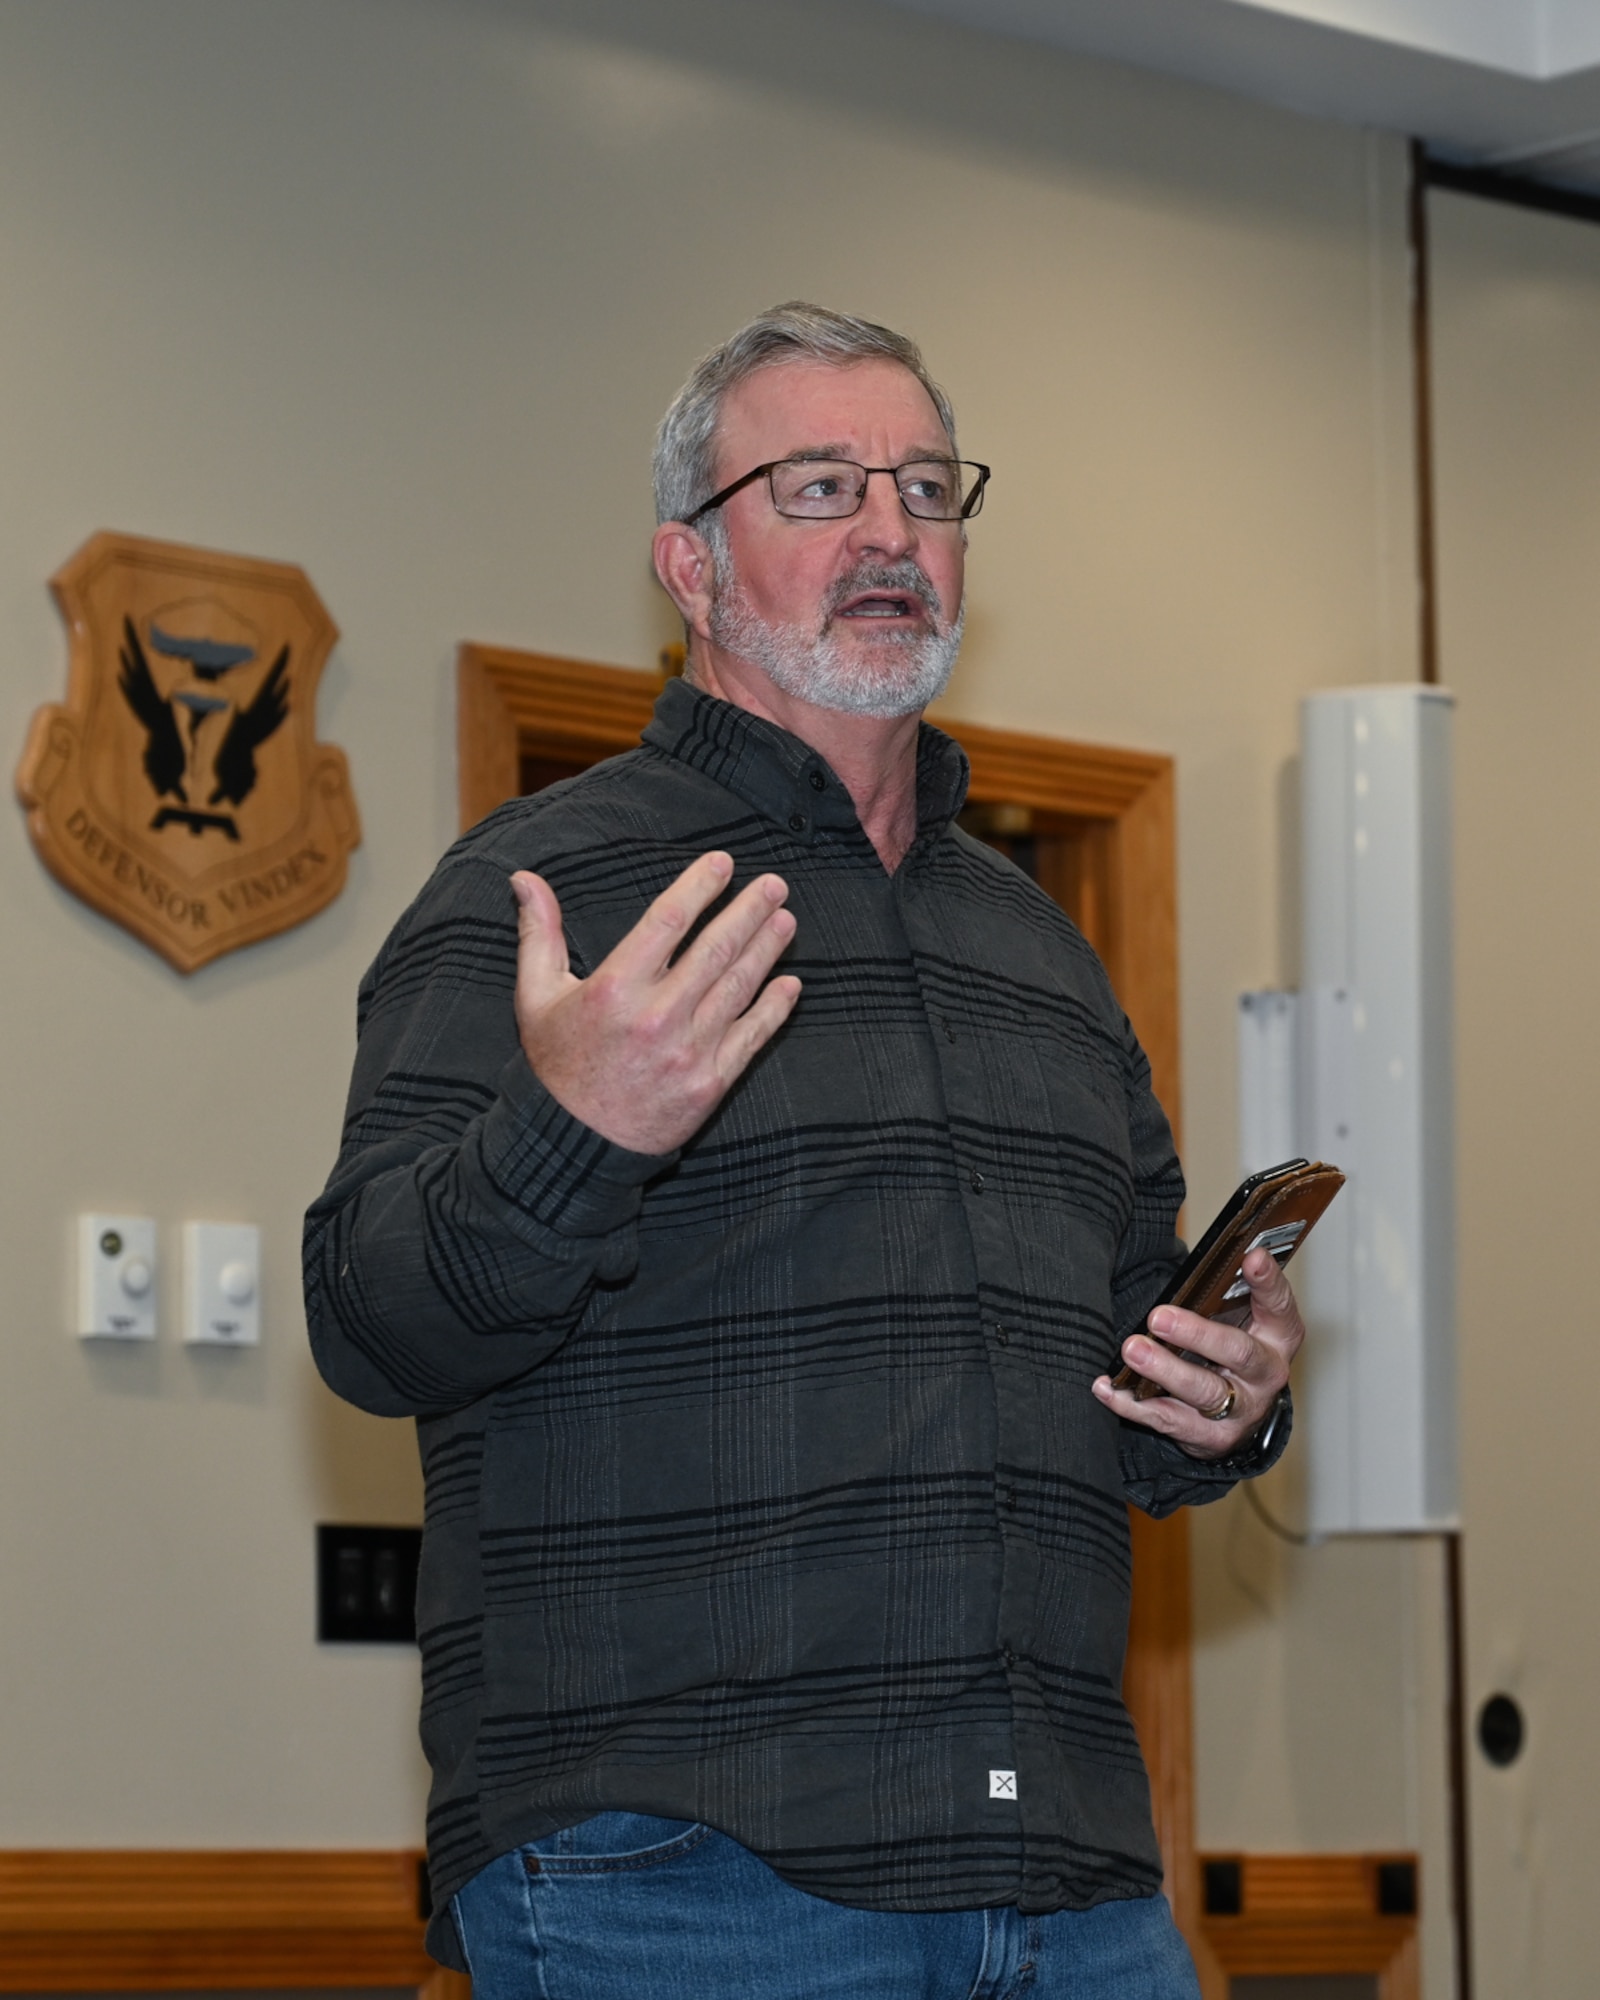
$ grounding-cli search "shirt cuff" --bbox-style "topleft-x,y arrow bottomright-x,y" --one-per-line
477,1051 -> 678,1243
1121,1389 -> 1294,1516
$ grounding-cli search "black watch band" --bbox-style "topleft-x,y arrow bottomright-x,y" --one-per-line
1216,1385 -> 1292,1474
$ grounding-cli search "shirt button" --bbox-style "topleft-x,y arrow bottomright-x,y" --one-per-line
993,1324 -> 1009,1347
788,813 -> 807,833
1002,1647 -> 1017,1670
968,1169 -> 985,1194
943,1022 -> 957,1044
1000,1486 -> 1018,1512
808,770 -> 826,792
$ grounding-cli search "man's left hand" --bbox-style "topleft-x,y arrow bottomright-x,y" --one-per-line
1090,1247 -> 1305,1460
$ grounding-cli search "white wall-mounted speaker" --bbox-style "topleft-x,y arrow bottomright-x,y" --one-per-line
1239,685 -> 1457,1534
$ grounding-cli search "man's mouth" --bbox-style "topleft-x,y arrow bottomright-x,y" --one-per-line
821,562 -> 944,635
836,592 -> 921,620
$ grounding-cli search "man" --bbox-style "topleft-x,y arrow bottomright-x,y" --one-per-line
305,303 -> 1303,1999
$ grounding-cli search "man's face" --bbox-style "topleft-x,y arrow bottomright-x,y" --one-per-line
703,357 -> 966,719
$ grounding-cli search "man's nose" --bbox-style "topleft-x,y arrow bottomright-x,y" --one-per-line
845,468 -> 919,558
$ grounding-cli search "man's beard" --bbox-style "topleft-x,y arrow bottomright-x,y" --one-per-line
707,552 -> 964,720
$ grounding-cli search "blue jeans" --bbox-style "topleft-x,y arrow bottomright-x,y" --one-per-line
451,1812 -> 1201,1999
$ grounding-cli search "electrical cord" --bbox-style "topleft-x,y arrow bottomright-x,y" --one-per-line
1242,1478 -> 1314,1546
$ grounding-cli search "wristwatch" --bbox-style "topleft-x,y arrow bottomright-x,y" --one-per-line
1215,1385 -> 1293,1475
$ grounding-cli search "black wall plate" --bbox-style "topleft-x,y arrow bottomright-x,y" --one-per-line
1202,1857 -> 1243,1916
316,1523 -> 422,1644
1377,1858 -> 1418,1915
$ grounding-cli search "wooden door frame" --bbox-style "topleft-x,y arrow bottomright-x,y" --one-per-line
458,641 -> 1207,1981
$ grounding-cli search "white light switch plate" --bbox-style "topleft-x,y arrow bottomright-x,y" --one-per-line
78,1213 -> 158,1339
183,1221 -> 261,1346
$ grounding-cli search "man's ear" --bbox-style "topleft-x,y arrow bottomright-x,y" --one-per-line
653,521 -> 716,641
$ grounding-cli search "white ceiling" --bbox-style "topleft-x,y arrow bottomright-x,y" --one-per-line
1229,0 -> 1600,79
869,0 -> 1600,190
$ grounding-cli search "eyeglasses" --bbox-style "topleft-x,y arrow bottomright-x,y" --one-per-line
684,456 -> 991,526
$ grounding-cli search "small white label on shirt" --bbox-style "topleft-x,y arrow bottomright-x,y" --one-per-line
989,1769 -> 1018,1799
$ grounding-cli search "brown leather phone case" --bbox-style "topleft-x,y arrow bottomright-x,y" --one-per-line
1109,1157 -> 1345,1401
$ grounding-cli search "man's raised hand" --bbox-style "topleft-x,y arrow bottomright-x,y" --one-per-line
511,851 -> 801,1156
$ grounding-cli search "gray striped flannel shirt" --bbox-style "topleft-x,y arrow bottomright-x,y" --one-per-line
304,679 -> 1257,1967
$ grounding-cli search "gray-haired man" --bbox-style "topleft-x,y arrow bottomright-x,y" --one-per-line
306,303 -> 1302,1998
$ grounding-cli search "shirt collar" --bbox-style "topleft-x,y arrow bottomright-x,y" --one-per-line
641,677 -> 970,847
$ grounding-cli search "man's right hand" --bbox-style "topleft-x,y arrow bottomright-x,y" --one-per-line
511,852 -> 801,1156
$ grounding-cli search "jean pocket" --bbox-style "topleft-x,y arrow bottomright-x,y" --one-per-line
523,1811 -> 712,1875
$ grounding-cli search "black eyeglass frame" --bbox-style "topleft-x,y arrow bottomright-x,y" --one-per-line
683,456 -> 991,526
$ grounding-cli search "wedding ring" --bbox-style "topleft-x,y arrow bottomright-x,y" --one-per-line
1200,1379 -> 1238,1422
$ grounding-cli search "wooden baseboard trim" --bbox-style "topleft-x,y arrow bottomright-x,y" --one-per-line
0,1850 -> 442,1991
2,1844 -> 1415,1995
1199,1852 -> 1420,2000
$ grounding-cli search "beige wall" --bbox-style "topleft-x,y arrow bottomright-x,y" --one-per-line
0,0 -> 1438,1948
1429,187 -> 1600,1999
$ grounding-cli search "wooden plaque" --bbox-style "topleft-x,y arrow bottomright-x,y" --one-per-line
16,531 -> 360,973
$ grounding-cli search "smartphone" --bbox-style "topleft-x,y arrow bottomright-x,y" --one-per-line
1108,1156 -> 1345,1400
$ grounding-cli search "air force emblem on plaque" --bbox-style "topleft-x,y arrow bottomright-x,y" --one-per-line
16,531 -> 360,973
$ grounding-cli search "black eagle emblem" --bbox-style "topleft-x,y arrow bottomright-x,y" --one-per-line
118,616 -> 290,840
